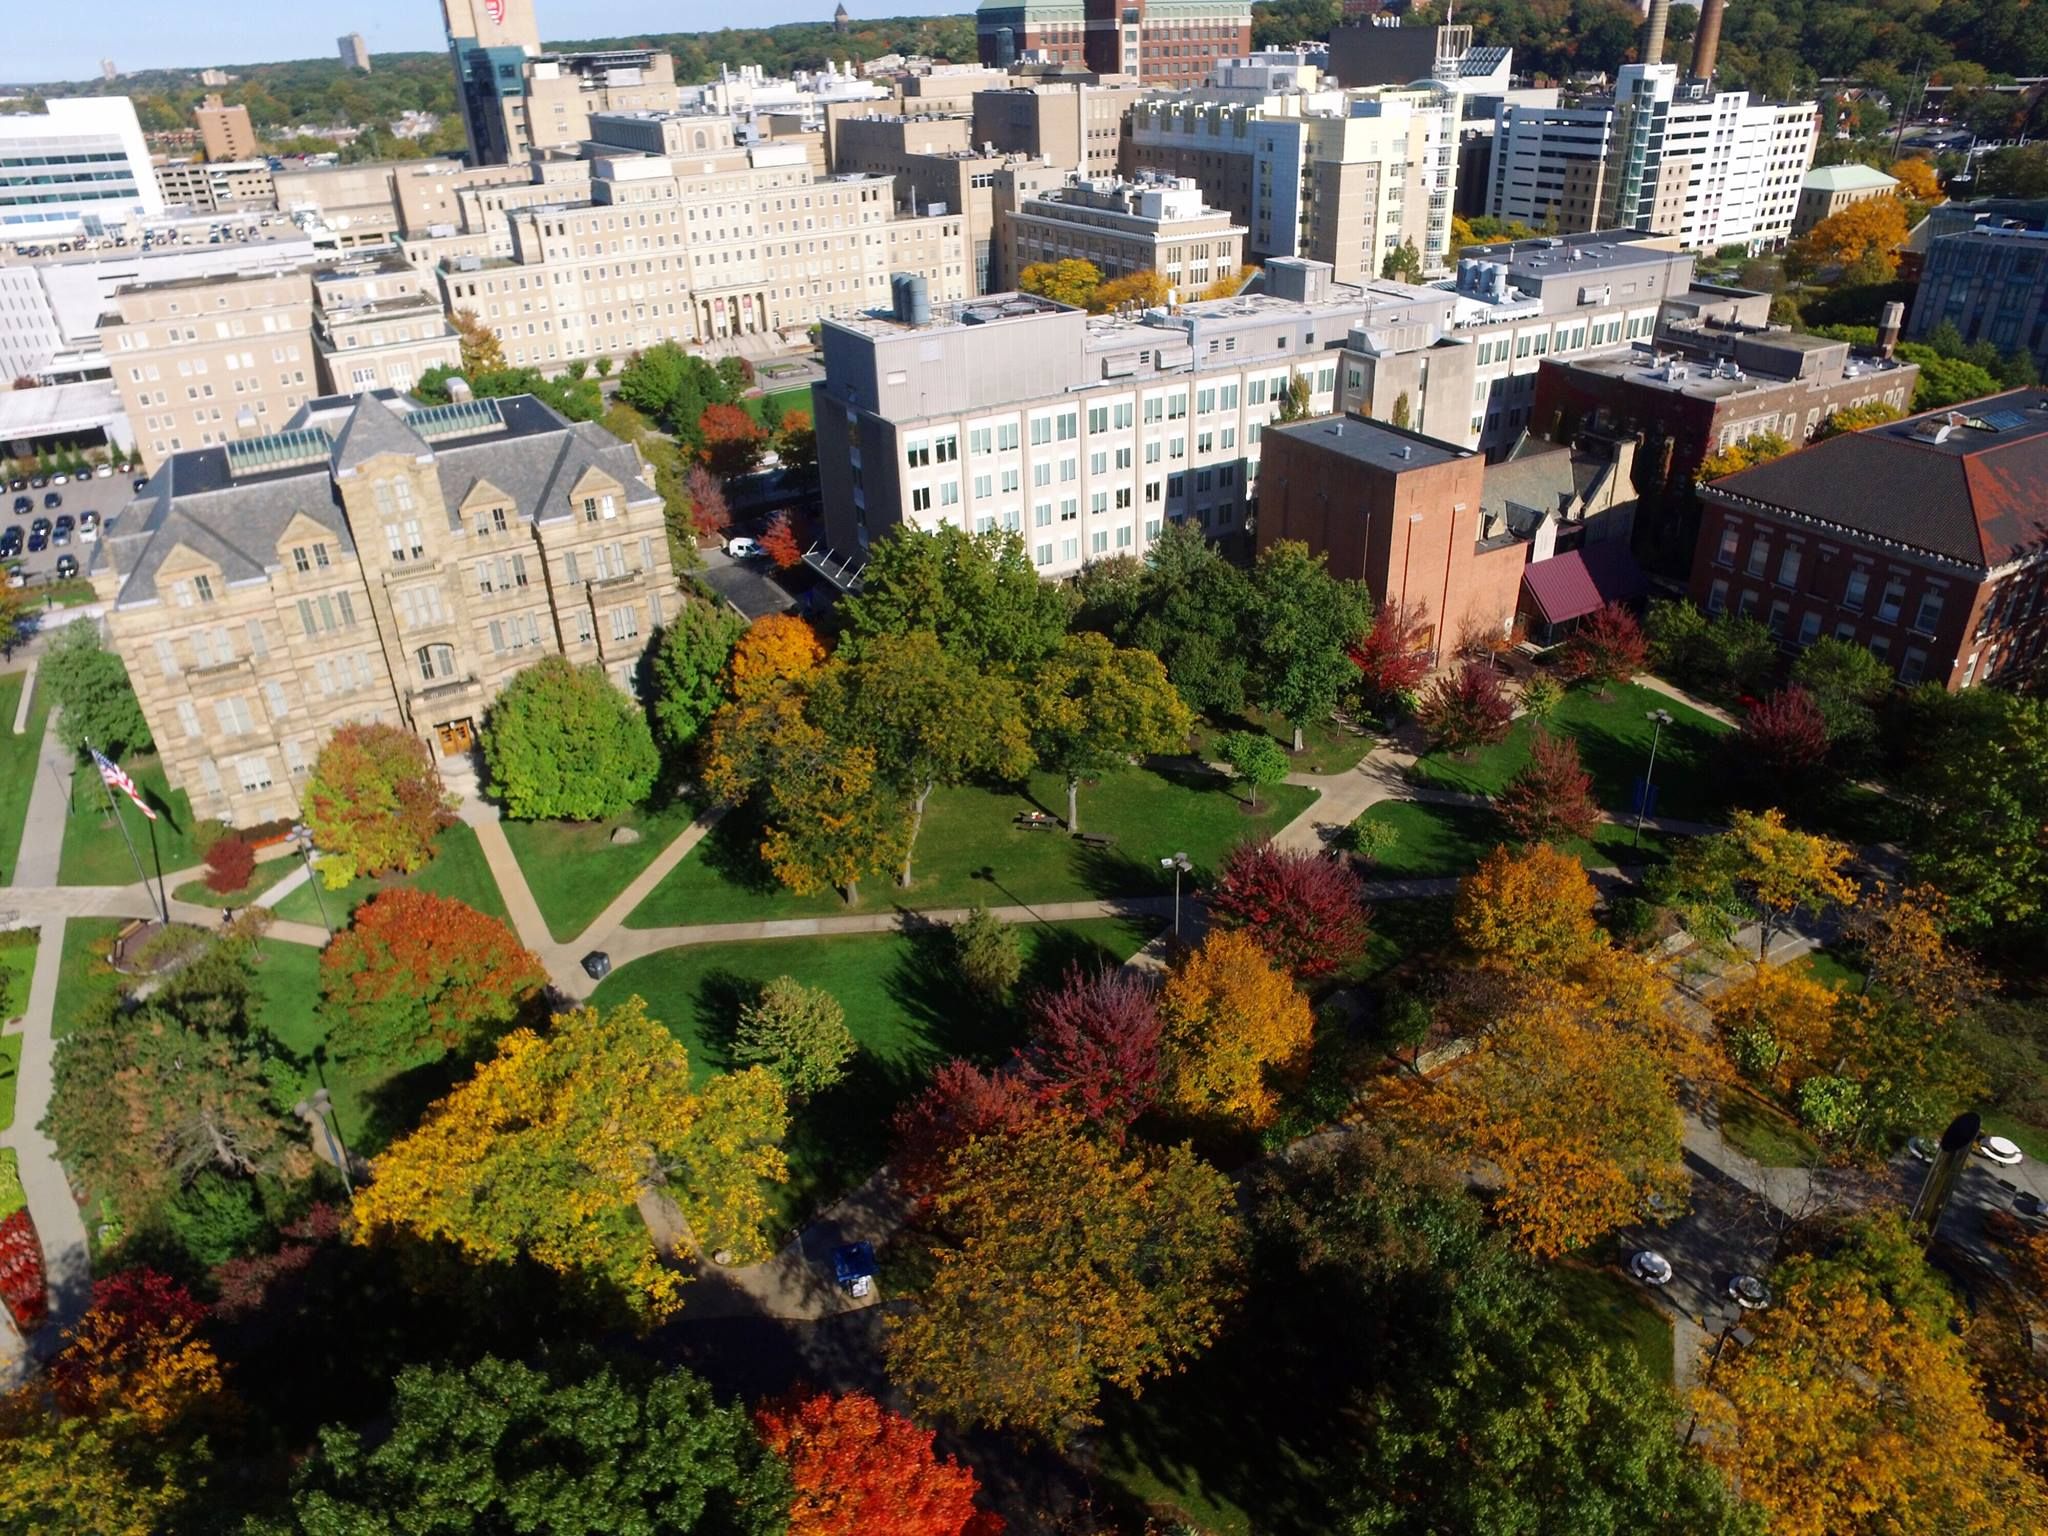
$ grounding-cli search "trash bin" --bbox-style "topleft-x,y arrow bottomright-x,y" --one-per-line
581,951 -> 612,980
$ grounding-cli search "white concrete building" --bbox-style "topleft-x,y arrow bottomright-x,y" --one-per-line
0,98 -> 164,240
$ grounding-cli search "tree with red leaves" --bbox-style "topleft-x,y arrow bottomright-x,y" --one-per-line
754,1390 -> 1004,1536
1559,602 -> 1649,690
1416,661 -> 1515,754
0,1208 -> 45,1329
685,464 -> 731,539
1739,685 -> 1832,791
889,1059 -> 1037,1204
1206,839 -> 1371,980
48,1267 -> 220,1431
209,1203 -> 343,1321
697,403 -> 767,479
319,888 -> 547,1069
1495,727 -> 1601,844
202,835 -> 256,894
761,511 -> 804,570
1348,598 -> 1433,711
1018,967 -> 1163,1134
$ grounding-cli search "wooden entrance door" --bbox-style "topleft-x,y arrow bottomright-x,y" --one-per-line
436,718 -> 474,756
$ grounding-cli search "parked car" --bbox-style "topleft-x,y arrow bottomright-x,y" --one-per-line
133,476 -> 149,493
26,529 -> 47,553
51,526 -> 69,549
42,492 -> 61,510
78,511 -> 99,541
29,518 -> 49,538
11,496 -> 28,516
93,463 -> 112,478
7,478 -> 23,492
0,528 -> 20,558
54,553 -> 77,580
724,535 -> 761,559
50,473 -> 66,486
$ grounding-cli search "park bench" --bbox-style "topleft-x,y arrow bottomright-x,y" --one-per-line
1075,831 -> 1117,849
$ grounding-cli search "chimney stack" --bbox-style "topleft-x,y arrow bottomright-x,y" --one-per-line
1640,0 -> 1670,65
1690,0 -> 1725,81
1878,300 -> 1905,360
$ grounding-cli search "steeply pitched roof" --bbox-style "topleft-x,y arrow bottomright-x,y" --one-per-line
1521,542 -> 1646,626
330,394 -> 431,476
1706,390 -> 2048,569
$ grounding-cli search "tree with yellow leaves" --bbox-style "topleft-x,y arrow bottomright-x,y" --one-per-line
728,613 -> 825,701
1157,928 -> 1315,1128
0,1407 -> 190,1536
1659,808 -> 1857,960
1710,964 -> 1842,1095
1890,156 -> 1942,202
1455,842 -> 1604,977
48,1270 -> 222,1435
886,1108 -> 1241,1441
1844,882 -> 1981,1025
352,998 -> 789,1323
1793,194 -> 1909,277
1697,1211 -> 2048,1536
1090,269 -> 1172,312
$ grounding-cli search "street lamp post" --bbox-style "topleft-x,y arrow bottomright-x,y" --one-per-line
1160,851 -> 1192,938
295,1087 -> 353,1202
1635,708 -> 1674,847
290,823 -> 331,938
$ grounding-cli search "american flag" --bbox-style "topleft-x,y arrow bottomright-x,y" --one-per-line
91,747 -> 157,821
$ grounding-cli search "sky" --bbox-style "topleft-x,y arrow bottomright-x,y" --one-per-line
10,0 -> 963,86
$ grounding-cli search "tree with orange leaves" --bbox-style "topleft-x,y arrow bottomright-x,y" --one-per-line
320,888 -> 547,1069
48,1269 -> 222,1435
1794,194 -> 1910,277
754,1391 -> 1004,1536
697,401 -> 767,478
760,511 -> 804,570
1157,927 -> 1315,1127
1455,841 -> 1604,977
1890,157 -> 1942,202
1844,882 -> 1981,1025
728,613 -> 824,700
1696,1211 -> 2048,1536
1710,963 -> 1842,1095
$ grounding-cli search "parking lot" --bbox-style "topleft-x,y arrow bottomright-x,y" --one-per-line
3,467 -> 145,590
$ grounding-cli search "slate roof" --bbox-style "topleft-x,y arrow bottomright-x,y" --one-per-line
1705,389 -> 2048,570
100,394 -> 657,608
1521,542 -> 1647,626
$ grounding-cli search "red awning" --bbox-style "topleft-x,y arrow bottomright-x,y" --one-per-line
1520,543 -> 1647,627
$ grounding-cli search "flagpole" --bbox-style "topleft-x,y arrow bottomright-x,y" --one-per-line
85,736 -> 161,923
146,812 -> 169,925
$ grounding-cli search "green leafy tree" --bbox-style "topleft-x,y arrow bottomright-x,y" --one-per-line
1110,520 -> 1258,714
1251,540 -> 1373,751
811,630 -> 1033,886
1789,636 -> 1892,759
732,976 -> 856,1101
1218,729 -> 1290,810
841,525 -> 1074,670
44,943 -> 298,1232
304,722 -> 452,886
286,1355 -> 792,1536
646,600 -> 748,761
1380,238 -> 1423,282
42,619 -> 152,758
1273,374 -> 1315,423
1029,632 -> 1193,832
483,657 -> 661,821
952,905 -> 1023,1003
614,342 -> 744,451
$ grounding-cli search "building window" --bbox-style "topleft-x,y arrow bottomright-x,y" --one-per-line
1745,538 -> 1769,578
1841,567 -> 1869,612
1795,611 -> 1821,647
292,546 -> 311,573
1776,548 -> 1801,589
609,605 -> 641,642
1877,578 -> 1906,626
417,643 -> 456,681
176,701 -> 201,738
1913,590 -> 1944,635
1899,645 -> 1928,685
212,697 -> 254,735
236,753 -> 273,793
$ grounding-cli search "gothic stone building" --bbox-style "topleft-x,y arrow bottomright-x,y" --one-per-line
92,391 -> 674,826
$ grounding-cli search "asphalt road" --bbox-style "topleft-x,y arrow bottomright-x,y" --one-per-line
4,468 -> 145,588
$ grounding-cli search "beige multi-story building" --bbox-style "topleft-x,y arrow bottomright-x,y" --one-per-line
105,257 -> 462,467
339,33 -> 372,72
104,269 -> 318,466
973,82 -> 1149,179
428,114 -> 971,363
1126,84 -> 1459,283
312,256 -> 464,396
152,158 -> 277,213
195,95 -> 258,163
1791,163 -> 1899,237
94,391 -> 675,825
1003,172 -> 1244,289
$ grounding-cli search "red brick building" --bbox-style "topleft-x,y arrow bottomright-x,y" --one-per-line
1692,390 -> 2048,691
1256,416 -> 1528,659
976,0 -> 1251,86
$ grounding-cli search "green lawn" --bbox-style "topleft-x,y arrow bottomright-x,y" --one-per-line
627,766 -> 1317,930
0,672 -> 52,883
1978,1110 -> 2048,1166
51,917 -> 130,1039
1412,682 -> 1731,824
268,823 -> 508,930
171,856 -> 296,910
0,1149 -> 21,1221
0,930 -> 36,1023
0,1033 -> 20,1133
499,798 -> 703,942
57,754 -> 208,886
1796,947 -> 1865,994
591,917 -> 1156,1229
749,385 -> 814,425
1192,707 -> 1375,778
1350,799 -> 1671,879
1549,1262 -> 1676,1387
1719,1089 -> 1822,1168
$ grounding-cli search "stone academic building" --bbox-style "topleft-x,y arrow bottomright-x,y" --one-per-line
91,391 -> 674,827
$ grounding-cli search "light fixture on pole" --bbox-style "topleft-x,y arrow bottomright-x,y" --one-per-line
295,1087 -> 353,1202
1160,851 -> 1192,937
290,823 -> 332,937
1635,708 -> 1674,847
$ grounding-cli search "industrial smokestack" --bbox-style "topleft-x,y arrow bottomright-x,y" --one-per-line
1690,0 -> 1724,80
1640,0 -> 1670,65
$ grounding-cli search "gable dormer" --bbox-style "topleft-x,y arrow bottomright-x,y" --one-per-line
566,464 -> 625,526
276,513 -> 340,579
460,477 -> 519,541
156,542 -> 225,611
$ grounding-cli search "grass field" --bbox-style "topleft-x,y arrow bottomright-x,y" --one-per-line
748,385 -> 814,426
1412,682 -> 1731,824
1349,799 -> 1672,878
50,917 -> 130,1039
1191,707 -> 1375,778
1719,1089 -> 1823,1168
268,823 -> 507,930
1797,947 -> 1866,993
58,754 -> 207,886
1549,1261 -> 1676,1386
500,798 -> 702,941
628,766 -> 1316,929
0,672 -> 52,884
0,930 -> 37,1023
0,1033 -> 19,1133
591,916 -> 1156,1227
172,856 -> 296,910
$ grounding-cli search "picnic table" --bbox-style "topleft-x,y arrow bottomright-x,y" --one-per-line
1075,831 -> 1117,849
1014,811 -> 1061,832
